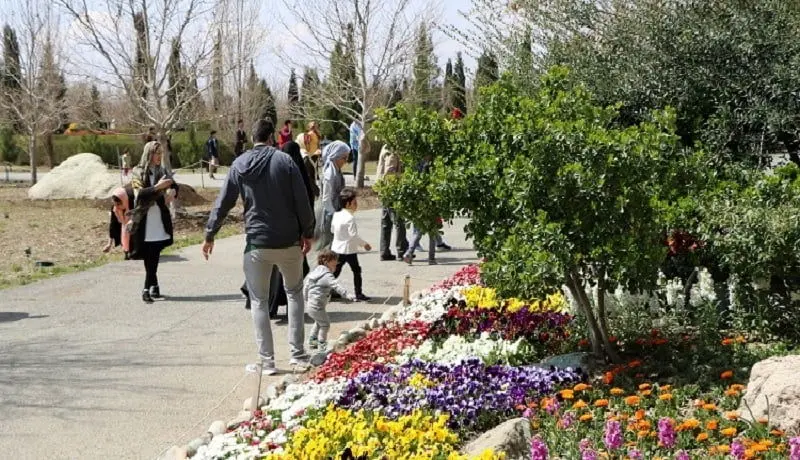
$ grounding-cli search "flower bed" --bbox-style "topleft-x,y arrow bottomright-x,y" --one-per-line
338,359 -> 581,432
312,320 -> 429,382
396,332 -> 528,365
265,406 -> 502,460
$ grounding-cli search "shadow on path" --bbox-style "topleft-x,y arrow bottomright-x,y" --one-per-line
0,312 -> 49,324
166,294 -> 244,302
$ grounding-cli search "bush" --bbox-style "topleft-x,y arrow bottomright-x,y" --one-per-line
0,126 -> 20,164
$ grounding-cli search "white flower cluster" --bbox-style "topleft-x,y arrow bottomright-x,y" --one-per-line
396,332 -> 525,365
689,268 -> 717,307
193,378 -> 348,459
394,286 -> 465,325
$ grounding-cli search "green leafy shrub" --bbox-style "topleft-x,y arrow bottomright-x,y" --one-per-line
375,67 -> 709,360
0,126 -> 20,163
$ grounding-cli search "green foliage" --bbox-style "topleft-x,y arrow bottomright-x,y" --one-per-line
473,50 -> 499,97
0,126 -> 20,163
542,0 -> 800,165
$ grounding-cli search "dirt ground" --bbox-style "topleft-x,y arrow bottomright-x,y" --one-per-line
0,185 -> 380,289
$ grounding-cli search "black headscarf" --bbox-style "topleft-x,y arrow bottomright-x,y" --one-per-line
282,141 -> 315,207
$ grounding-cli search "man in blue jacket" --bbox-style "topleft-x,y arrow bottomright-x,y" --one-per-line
203,119 -> 315,374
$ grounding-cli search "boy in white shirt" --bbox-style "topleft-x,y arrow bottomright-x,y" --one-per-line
331,188 -> 372,301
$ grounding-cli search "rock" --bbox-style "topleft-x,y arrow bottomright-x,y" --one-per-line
333,340 -> 348,352
281,374 -> 298,387
539,352 -> 597,374
265,384 -> 280,400
348,327 -> 367,340
28,153 -> 120,200
207,420 -> 227,437
243,396 -> 265,411
739,355 -> 800,436
362,320 -> 372,331
310,350 -> 331,366
370,318 -> 380,330
461,418 -> 532,459
185,438 -> 207,457
160,446 -> 188,460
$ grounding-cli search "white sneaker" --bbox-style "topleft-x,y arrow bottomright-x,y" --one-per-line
245,362 -> 278,376
289,357 -> 313,372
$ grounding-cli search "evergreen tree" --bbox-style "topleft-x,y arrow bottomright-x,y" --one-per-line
288,68 -> 299,119
411,23 -> 439,109
474,50 -> 499,96
2,25 -> 21,131
453,52 -> 467,114
259,79 -> 277,126
37,36 -> 66,166
211,29 -> 224,114
166,38 -> 184,113
89,85 -> 102,128
443,58 -> 454,112
300,67 -> 321,126
132,12 -> 148,101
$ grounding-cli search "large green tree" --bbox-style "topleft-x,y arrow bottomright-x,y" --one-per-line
410,22 -> 439,109
288,68 -> 300,120
473,50 -> 499,96
375,68 -> 707,361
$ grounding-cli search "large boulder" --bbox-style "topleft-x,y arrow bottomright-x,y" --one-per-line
461,418 -> 531,460
739,354 -> 800,436
28,153 -> 120,200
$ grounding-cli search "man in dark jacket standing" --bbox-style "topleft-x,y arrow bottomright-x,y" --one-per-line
203,119 -> 315,374
234,119 -> 247,158
206,131 -> 219,179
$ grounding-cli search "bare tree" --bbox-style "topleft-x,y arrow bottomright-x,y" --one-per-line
57,0 -> 222,170
0,0 -> 68,184
281,0 -> 436,187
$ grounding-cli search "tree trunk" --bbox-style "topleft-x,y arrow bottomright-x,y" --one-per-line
568,272 -> 622,363
44,132 -> 54,168
158,131 -> 172,172
28,133 -> 37,185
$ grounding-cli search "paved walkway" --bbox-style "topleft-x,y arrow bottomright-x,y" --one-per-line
0,208 -> 476,459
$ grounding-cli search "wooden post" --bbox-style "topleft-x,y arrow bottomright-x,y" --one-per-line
250,362 -> 263,412
403,274 -> 411,306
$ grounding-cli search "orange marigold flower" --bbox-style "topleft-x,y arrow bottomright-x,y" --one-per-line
637,430 -> 649,438
752,443 -> 768,452
624,396 -> 641,406
706,420 -> 718,430
580,413 -> 594,422
730,384 -> 745,392
725,411 -> 740,421
681,418 -> 701,430
721,338 -> 734,346
721,370 -> 734,379
744,448 -> 755,458
572,400 -> 588,409
697,432 -> 709,442
770,429 -> 785,437
721,427 -> 737,437
735,335 -> 746,343
640,389 -> 652,396
637,420 -> 652,431
659,385 -> 672,392
594,399 -> 610,408
702,403 -> 718,411
560,389 -> 575,400
634,409 -> 646,420
759,440 -> 774,447
603,371 -> 614,385
610,388 -> 625,396
725,389 -> 740,397
716,445 -> 731,454
573,383 -> 590,392
638,383 -> 652,390
659,393 -> 673,401
694,399 -> 707,407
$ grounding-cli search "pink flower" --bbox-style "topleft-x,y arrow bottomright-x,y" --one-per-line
789,436 -> 800,460
604,420 -> 623,451
731,440 -> 745,460
530,436 -> 549,460
657,417 -> 676,449
675,450 -> 690,460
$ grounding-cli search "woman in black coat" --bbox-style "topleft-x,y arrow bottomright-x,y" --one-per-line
128,141 -> 179,303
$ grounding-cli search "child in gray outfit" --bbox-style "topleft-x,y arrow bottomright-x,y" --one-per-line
304,250 -> 356,351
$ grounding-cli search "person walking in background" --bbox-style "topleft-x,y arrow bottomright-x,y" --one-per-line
121,149 -> 131,178
278,120 -> 293,149
129,141 -> 179,303
206,131 -> 219,179
304,250 -> 356,352
204,119 -> 315,374
317,140 -> 350,250
234,120 -> 247,158
403,154 -> 438,265
304,122 -> 322,157
376,144 -> 408,261
331,188 -> 372,302
348,120 -> 362,177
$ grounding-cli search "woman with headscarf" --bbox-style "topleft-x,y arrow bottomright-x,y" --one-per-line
316,140 -> 350,250
128,141 -> 179,303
